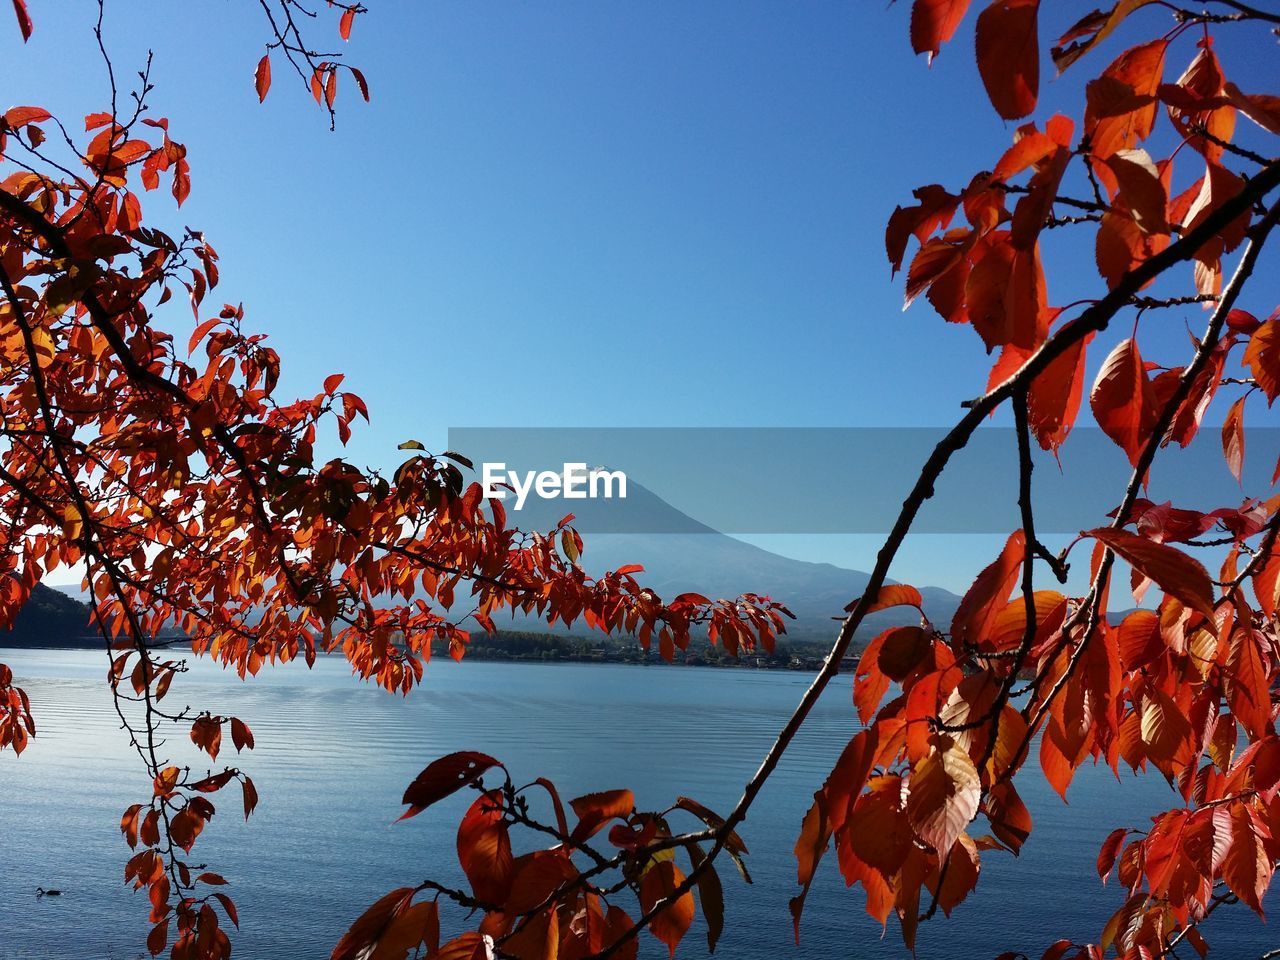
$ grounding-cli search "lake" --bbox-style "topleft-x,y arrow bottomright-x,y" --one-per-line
0,649 -> 1272,959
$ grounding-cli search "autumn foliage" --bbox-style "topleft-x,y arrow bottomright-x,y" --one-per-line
1,1 -> 1279,959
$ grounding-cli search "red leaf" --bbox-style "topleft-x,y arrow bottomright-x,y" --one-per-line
1226,630 -> 1272,740
323,372 -> 346,395
340,8 -> 356,39
1027,334 -> 1088,450
1090,337 -> 1156,465
3,106 -> 49,128
457,790 -> 514,903
951,530 -> 1025,648
147,918 -> 168,956
1097,827 -> 1128,881
11,0 -> 31,41
325,68 -> 339,109
975,0 -> 1040,120
569,789 -> 635,842
1038,725 -> 1074,800
905,734 -> 980,854
1089,528 -> 1216,618
1225,82 -> 1280,135
849,583 -> 924,615
188,317 -> 220,356
886,184 -> 959,274
639,861 -> 695,959
255,55 -> 272,103
330,887 -> 415,960
241,776 -> 258,819
1223,803 -> 1273,914
399,751 -> 500,820
1116,609 -> 1163,671
1051,1 -> 1153,72
351,66 -> 371,102
1244,319 -> 1280,403
505,849 -> 577,914
910,0 -> 973,60
1223,395 -> 1246,483
1086,39 -> 1168,163
434,933 -> 488,960
230,717 -> 254,753
1104,148 -> 1169,234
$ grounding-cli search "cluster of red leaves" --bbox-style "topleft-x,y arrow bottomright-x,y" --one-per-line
0,660 -> 35,754
120,755 -> 256,960
335,751 -> 742,960
781,3 -> 1280,958
0,9 -> 788,959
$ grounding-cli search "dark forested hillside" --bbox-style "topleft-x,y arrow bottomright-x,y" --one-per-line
1,583 -> 92,647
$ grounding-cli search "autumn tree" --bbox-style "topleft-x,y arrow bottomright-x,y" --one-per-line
1,2 -> 1278,960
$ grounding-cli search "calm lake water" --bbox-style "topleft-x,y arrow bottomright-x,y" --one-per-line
0,648 -> 1273,959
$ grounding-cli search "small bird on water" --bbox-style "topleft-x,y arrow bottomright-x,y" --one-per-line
35,887 -> 62,897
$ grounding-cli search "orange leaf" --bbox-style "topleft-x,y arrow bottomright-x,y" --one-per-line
325,68 -> 339,109
1051,1 -> 1154,72
11,0 -> 31,41
1223,803 -> 1273,913
1244,320 -> 1280,403
1226,630 -> 1272,740
1027,333 -> 1089,450
505,849 -> 577,914
910,0 -> 973,60
1090,528 -> 1216,618
951,530 -> 1025,648
985,779 -> 1032,853
3,106 -> 49,128
975,0 -> 1040,120
789,791 -> 829,941
330,887 -> 415,960
1097,827 -> 1128,882
255,55 -> 272,103
1225,82 -> 1280,135
457,790 -> 514,904
1089,337 -> 1156,464
569,789 -> 635,842
188,317 -> 220,356
340,8 -> 356,40
1223,395 -> 1246,483
905,735 -> 980,854
1086,39 -> 1168,162
849,583 -> 924,615
639,861 -> 695,959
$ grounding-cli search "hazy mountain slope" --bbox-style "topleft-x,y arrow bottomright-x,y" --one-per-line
501,478 -> 961,641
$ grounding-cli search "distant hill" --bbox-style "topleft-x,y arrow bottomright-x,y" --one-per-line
1,582 -> 93,648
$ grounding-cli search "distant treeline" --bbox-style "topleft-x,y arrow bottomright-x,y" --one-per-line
439,628 -> 844,670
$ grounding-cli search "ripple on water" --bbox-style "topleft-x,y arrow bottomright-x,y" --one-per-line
0,650 -> 1274,959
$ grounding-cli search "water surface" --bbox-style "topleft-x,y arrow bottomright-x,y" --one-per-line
0,649 -> 1272,959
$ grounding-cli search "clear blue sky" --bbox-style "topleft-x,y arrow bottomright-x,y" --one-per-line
11,2 -> 1277,593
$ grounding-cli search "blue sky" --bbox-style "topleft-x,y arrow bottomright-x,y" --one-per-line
11,2 -> 1278,594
